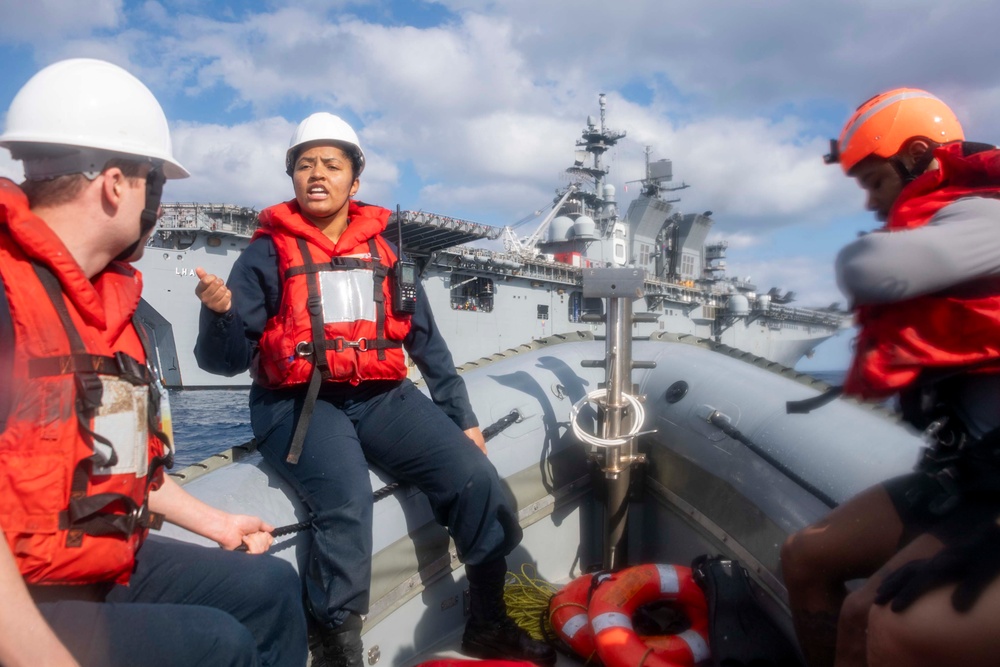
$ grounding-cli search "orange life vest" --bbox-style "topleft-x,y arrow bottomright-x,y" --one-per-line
844,143 -> 1000,399
251,200 -> 412,388
0,179 -> 169,586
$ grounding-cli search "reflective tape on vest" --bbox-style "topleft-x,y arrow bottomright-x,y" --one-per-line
678,629 -> 710,663
562,613 -> 588,639
656,564 -> 680,594
92,377 -> 150,477
319,270 -> 376,323
590,611 -> 633,634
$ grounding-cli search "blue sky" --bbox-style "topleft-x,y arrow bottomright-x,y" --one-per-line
3,0 -> 1000,371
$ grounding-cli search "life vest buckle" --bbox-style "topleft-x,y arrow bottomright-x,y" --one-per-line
332,337 -> 369,352
113,351 -> 150,385
74,371 -> 104,414
307,295 -> 323,316
295,341 -> 314,358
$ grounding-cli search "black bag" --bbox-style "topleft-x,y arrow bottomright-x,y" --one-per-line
691,555 -> 805,667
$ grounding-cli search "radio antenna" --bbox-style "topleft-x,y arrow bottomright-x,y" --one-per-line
396,204 -> 404,259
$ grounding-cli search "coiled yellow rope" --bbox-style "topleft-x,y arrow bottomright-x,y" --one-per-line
504,563 -> 560,641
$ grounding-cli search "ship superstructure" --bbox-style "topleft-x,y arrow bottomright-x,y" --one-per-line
135,96 -> 849,387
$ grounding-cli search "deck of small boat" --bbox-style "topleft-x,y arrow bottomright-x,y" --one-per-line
162,333 -> 923,667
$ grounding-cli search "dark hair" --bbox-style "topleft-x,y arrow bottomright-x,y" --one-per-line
344,148 -> 363,180
289,142 -> 362,180
21,158 -> 147,208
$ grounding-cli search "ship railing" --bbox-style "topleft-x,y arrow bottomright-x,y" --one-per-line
766,302 -> 849,327
158,203 -> 259,238
441,246 -> 581,286
394,210 -> 503,240
642,277 -> 848,328
642,276 -> 708,305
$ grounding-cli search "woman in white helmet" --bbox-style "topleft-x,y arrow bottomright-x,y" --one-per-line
194,112 -> 556,667
0,58 -> 307,667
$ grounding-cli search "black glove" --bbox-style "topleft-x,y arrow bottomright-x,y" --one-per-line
875,521 -> 1000,613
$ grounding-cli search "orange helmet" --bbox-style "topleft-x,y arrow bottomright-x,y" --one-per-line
825,88 -> 964,174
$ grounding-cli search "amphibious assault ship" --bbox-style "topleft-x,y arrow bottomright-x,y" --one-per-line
135,95 -> 849,388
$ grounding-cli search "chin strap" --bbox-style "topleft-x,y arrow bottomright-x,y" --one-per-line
116,166 -> 166,262
889,145 -> 938,186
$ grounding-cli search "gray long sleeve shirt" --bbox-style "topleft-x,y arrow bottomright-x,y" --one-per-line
835,197 -> 1000,438
836,197 -> 1000,306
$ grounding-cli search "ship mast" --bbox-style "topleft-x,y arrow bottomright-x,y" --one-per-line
568,93 -> 626,238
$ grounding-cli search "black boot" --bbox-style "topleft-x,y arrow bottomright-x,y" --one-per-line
462,558 -> 557,666
310,613 -> 364,667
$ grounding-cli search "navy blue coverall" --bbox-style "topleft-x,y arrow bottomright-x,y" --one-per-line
195,236 -> 522,628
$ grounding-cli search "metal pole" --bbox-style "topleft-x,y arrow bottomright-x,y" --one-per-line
601,295 -> 635,570
578,267 -> 648,572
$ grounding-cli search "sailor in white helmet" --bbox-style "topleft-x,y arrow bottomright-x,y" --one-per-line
0,58 -> 307,667
194,112 -> 557,667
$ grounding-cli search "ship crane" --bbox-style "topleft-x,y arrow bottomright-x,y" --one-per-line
501,184 -> 579,258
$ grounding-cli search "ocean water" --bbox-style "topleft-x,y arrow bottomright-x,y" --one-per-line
168,389 -> 254,469
167,369 -> 848,469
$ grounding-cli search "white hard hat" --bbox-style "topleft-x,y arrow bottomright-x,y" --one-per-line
0,58 -> 189,179
286,112 -> 365,176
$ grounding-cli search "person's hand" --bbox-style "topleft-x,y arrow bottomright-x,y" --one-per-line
195,267 -> 232,314
464,426 -> 487,455
875,519 -> 1000,612
216,513 -> 275,554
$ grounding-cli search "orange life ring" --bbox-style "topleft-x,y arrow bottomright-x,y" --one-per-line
588,564 -> 710,667
548,572 -> 610,661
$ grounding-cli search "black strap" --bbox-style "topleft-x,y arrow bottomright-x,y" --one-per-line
286,364 -> 322,465
28,351 -> 153,384
285,256 -> 372,277
32,264 -> 118,463
786,385 -> 843,414
297,239 -> 334,381
325,337 -> 401,352
132,314 -> 174,472
369,239 -> 387,361
58,492 -> 152,537
709,411 -> 838,509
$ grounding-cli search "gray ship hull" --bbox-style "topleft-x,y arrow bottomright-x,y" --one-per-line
137,228 -> 250,388
135,221 -> 847,388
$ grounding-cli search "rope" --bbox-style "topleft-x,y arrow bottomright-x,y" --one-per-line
271,521 -> 311,538
570,389 -> 645,448
502,563 -> 559,641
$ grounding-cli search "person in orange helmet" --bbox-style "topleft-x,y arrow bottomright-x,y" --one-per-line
781,88 -> 1000,666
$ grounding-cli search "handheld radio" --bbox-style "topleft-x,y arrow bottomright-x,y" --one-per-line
392,205 -> 418,313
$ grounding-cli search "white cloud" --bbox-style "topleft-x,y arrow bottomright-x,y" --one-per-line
164,116 -> 400,210
163,118 -> 294,208
7,0 -> 999,376
707,231 -> 761,251
4,0 -> 1000,243
0,0 -> 123,42
727,254 -> 846,311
